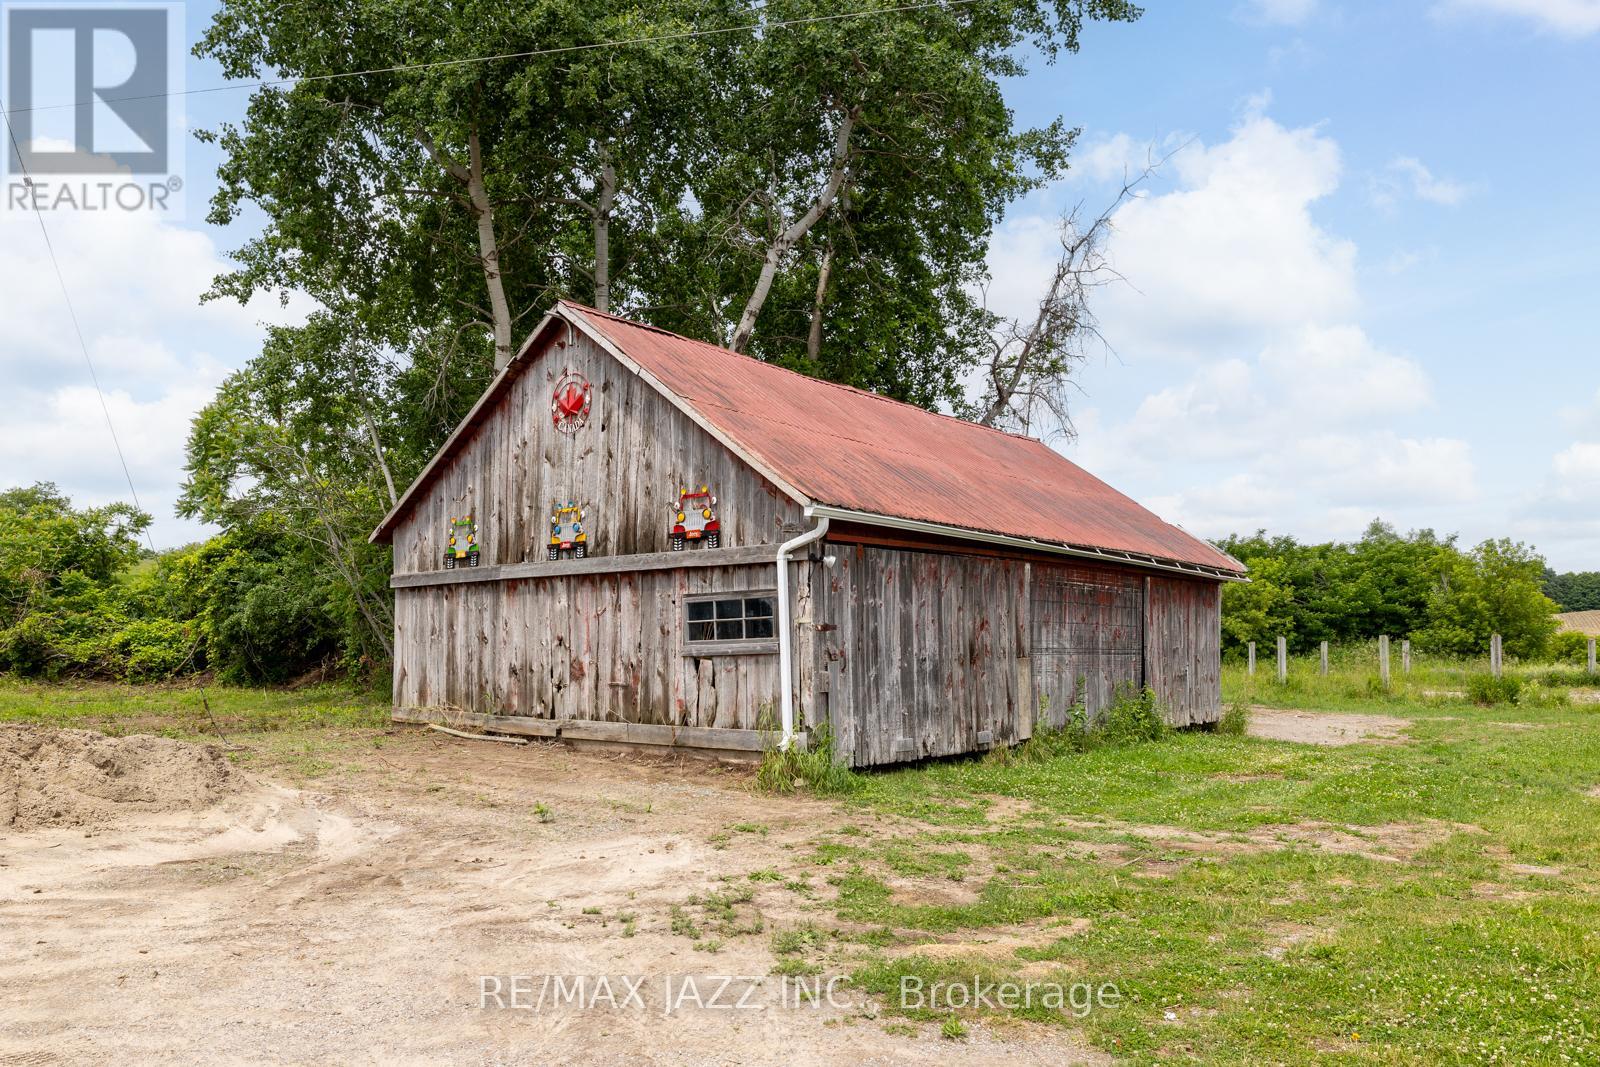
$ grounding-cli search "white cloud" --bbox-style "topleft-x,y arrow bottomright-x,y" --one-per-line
1511,439 -> 1600,565
1553,441 -> 1600,481
1238,0 -> 1318,26
987,112 -> 1480,544
1434,0 -> 1600,36
1369,156 -> 1472,209
0,211 -> 312,546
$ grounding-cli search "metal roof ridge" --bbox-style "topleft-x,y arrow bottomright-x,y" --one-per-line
559,300 -> 1051,447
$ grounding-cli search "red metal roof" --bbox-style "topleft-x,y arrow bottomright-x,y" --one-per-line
563,302 -> 1243,575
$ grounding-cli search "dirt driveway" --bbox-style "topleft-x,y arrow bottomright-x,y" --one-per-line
1,727 -> 1102,1066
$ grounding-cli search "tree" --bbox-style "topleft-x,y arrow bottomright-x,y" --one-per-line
197,0 -> 728,370
1543,568 -> 1600,612
181,315 -> 405,661
1220,554 -> 1295,651
1420,539 -> 1559,659
642,0 -> 1140,406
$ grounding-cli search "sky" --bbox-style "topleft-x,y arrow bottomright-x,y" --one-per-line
2,0 -> 1598,568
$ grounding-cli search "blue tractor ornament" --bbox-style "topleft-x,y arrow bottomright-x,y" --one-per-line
548,502 -> 588,560
443,515 -> 479,569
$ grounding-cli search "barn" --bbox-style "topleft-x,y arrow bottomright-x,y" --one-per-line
370,301 -> 1247,766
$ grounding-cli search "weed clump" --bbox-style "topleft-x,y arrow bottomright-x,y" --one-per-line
1217,700 -> 1250,736
756,723 -> 855,795
1466,673 -> 1523,706
988,686 -> 1173,766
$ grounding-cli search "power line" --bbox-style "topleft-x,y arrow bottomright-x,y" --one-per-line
0,109 -> 157,552
1,0 -> 988,117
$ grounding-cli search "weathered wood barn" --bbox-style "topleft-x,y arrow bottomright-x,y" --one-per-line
371,302 -> 1246,766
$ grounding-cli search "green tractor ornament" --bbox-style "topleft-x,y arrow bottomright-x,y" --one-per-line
443,515 -> 480,569
548,502 -> 588,560
670,486 -> 720,551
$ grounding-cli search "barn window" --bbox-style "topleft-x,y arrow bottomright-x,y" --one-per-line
683,593 -> 777,654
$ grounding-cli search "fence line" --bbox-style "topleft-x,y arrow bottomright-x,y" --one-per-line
1247,631 -> 1593,681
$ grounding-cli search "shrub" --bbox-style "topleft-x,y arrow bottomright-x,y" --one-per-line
1099,686 -> 1169,746
1217,700 -> 1250,736
115,618 -> 194,681
1466,673 -> 1522,706
1533,666 -> 1595,688
1549,631 -> 1591,666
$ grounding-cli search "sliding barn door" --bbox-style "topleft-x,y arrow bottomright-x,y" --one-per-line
1030,564 -> 1145,726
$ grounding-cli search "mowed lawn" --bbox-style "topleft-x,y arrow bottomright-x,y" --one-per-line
5,673 -> 1600,1062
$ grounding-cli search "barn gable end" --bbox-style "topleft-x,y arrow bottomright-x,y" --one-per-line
385,321 -> 806,574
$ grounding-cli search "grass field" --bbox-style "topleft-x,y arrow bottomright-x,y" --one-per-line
5,669 -> 1600,1062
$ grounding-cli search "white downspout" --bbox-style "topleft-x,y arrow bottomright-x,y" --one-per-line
776,509 -> 829,751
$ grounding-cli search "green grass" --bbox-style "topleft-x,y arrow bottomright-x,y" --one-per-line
1222,648 -> 1597,713
825,673 -> 1600,1062
0,675 -> 388,735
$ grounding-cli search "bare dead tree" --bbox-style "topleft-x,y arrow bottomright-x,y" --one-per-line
977,151 -> 1172,438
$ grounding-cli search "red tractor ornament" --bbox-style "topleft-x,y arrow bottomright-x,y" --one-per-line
670,486 -> 720,551
442,515 -> 480,569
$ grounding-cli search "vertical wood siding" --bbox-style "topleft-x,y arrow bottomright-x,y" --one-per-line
1143,574 -> 1223,726
395,562 -> 800,730
388,331 -> 804,574
810,544 -> 1029,767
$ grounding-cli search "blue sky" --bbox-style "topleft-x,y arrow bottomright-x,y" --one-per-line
3,0 -> 1598,567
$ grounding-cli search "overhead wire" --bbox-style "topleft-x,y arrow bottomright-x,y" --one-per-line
2,0 -> 990,118
0,0 -> 989,555
0,108 -> 156,552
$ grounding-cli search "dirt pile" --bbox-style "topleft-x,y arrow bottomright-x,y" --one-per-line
0,724 -> 245,830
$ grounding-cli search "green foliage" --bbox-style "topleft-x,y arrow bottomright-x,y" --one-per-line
1465,673 -> 1523,706
993,687 -> 1171,765
1097,685 -> 1169,746
1220,522 -> 1559,660
1216,700 -> 1250,736
1418,538 -> 1560,659
1548,630 -> 1591,665
0,483 -> 160,678
757,724 -> 856,795
1543,568 -> 1600,611
0,484 -> 341,684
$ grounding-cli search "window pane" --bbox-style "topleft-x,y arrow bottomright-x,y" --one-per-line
744,597 -> 774,618
746,616 -> 774,639
687,601 -> 714,622
688,621 -> 715,642
714,599 -> 743,620
715,619 -> 743,640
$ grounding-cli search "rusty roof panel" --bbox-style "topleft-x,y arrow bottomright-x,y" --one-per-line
565,303 -> 1243,575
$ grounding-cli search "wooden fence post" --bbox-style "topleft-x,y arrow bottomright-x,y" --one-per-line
1589,637 -> 1597,675
1320,641 -> 1329,676
1490,634 -> 1502,678
1378,635 -> 1390,688
1402,639 -> 1412,674
1277,636 -> 1287,683
1248,641 -> 1256,676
